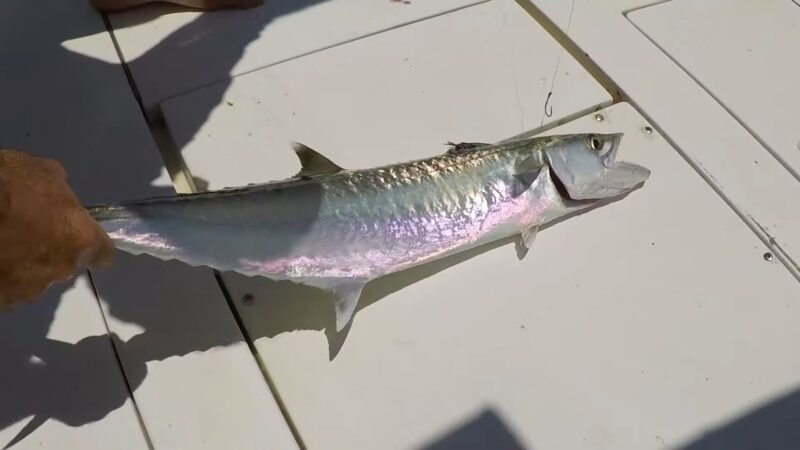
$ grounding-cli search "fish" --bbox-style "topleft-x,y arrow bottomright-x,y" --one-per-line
87,133 -> 650,331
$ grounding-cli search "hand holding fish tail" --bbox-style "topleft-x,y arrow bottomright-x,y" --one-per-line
0,149 -> 114,310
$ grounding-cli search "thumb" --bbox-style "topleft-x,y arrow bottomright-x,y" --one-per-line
80,222 -> 115,270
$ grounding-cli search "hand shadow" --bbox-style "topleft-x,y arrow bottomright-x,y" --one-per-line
0,280 -> 148,449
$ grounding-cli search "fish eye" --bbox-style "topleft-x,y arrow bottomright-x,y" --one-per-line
586,135 -> 603,151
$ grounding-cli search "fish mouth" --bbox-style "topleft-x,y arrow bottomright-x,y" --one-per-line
594,133 -> 651,195
590,137 -> 651,198
603,159 -> 651,192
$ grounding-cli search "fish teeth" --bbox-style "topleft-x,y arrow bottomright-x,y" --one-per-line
617,159 -> 649,171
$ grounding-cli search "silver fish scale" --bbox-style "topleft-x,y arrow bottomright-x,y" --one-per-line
306,148 -> 534,274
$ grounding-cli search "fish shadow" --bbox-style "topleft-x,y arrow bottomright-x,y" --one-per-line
417,408 -> 528,450
220,188 -> 640,360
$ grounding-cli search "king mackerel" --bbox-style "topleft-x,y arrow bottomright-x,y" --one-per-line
88,133 -> 650,330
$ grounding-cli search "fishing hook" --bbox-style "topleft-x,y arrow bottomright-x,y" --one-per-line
544,91 -> 553,117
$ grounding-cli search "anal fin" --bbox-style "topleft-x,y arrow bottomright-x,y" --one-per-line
330,280 -> 366,332
515,225 -> 539,260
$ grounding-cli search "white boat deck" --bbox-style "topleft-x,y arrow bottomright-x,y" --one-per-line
1,0 -> 798,449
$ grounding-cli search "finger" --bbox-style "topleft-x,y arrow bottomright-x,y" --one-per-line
57,208 -> 113,272
4,263 -> 61,301
0,150 -> 66,179
65,208 -> 100,252
73,219 -> 115,269
5,277 -> 51,303
91,0 -> 155,12
191,0 -> 263,9
0,149 -> 29,164
0,298 -> 16,313
95,0 -> 265,11
0,178 -> 9,220
39,159 -> 67,180
81,221 -> 115,270
51,261 -> 78,284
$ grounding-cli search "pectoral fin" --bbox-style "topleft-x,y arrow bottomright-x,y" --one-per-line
512,169 -> 542,198
511,156 -> 544,197
291,142 -> 344,177
515,225 -> 539,260
330,281 -> 366,331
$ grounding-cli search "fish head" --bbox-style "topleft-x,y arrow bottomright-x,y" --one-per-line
544,133 -> 650,201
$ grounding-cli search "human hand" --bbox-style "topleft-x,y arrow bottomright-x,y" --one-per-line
91,0 -> 263,12
0,150 -> 114,309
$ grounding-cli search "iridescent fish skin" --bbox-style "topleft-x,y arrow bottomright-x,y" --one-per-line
88,133 -> 649,330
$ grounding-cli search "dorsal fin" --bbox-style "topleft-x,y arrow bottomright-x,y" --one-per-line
445,141 -> 491,155
291,141 -> 344,177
